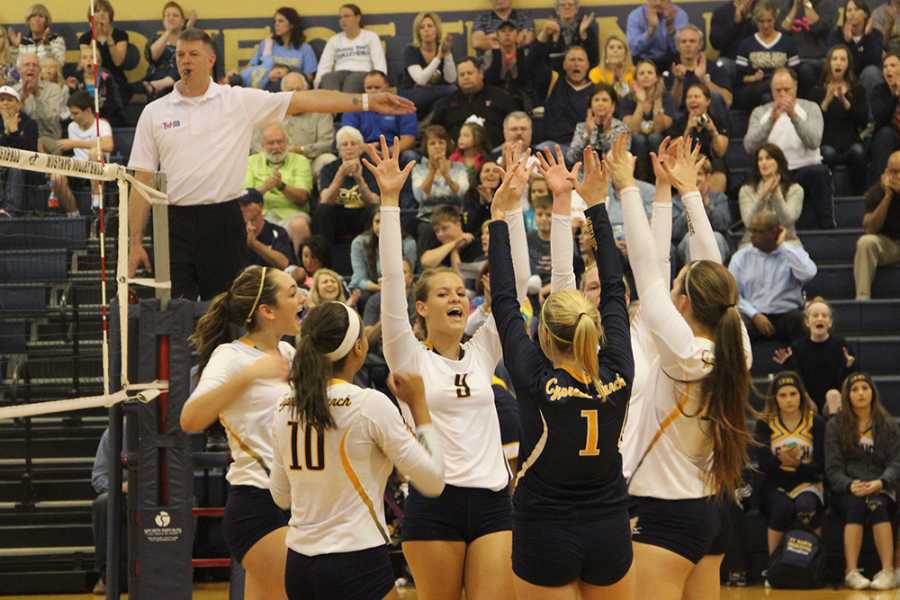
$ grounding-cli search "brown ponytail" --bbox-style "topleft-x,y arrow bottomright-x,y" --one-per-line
540,289 -> 605,393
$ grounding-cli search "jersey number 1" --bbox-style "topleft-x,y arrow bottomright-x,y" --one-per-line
579,410 -> 600,457
289,421 -> 326,471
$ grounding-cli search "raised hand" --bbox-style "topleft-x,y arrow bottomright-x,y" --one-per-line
658,134 -> 702,195
492,143 -> 530,218
367,92 -> 417,116
843,346 -> 856,367
362,135 -> 416,207
536,145 -> 579,197
574,148 -> 609,208
603,133 -> 636,191
772,346 -> 793,365
650,136 -> 676,190
579,13 -> 595,38
388,372 -> 427,413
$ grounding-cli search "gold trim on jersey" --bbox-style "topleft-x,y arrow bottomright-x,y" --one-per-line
514,409 -> 549,488
219,417 -> 270,476
339,429 -> 390,544
768,411 -> 815,446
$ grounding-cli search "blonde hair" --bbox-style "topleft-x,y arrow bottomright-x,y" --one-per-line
412,12 -> 443,48
0,26 -> 8,64
308,268 -> 346,307
540,289 -> 604,392
26,3 -> 52,26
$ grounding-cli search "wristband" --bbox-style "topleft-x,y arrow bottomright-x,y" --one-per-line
362,93 -> 369,111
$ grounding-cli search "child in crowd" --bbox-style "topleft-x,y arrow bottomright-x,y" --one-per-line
449,121 -> 489,177
527,194 -> 552,290
524,176 -> 549,233
64,46 -> 124,126
419,206 -> 482,282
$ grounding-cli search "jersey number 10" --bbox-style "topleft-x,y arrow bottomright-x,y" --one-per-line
289,421 -> 326,471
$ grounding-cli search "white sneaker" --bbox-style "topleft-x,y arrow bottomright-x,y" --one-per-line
845,569 -> 871,590
871,569 -> 895,590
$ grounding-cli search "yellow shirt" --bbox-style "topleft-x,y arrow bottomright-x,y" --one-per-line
244,152 -> 313,221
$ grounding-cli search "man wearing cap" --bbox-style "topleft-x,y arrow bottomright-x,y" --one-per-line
13,52 -> 64,153
0,85 -> 40,214
482,20 -> 543,109
472,0 -> 534,51
127,28 -> 414,301
239,189 -> 296,270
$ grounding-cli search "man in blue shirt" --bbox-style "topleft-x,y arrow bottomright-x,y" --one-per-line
729,210 -> 818,342
626,0 -> 689,72
341,70 -> 418,162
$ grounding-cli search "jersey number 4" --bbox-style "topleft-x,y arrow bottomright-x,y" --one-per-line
455,374 -> 471,398
289,421 -> 326,471
579,410 -> 600,457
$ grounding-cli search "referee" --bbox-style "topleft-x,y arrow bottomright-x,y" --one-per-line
127,28 -> 414,300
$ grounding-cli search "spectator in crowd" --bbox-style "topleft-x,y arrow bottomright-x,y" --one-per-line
710,0 -> 758,84
539,45 -> 593,152
350,211 -> 417,297
0,85 -> 39,214
832,0 -> 883,99
462,160 -> 502,240
626,0 -> 689,72
79,0 -> 134,106
471,0 -> 534,51
492,113 -> 542,212
773,296 -> 857,414
870,53 -> 900,183
537,0 -> 599,73
431,56 -> 521,148
238,189 -> 295,270
293,234 -> 331,288
589,35 -> 635,96
672,156 -> 733,265
50,91 -> 114,217
730,210 -> 818,342
482,20 -> 543,110
735,0 -> 801,109
527,193 -> 553,288
449,120 -> 490,176
38,55 -> 67,121
667,24 -> 734,109
754,372 -> 825,557
342,70 -> 418,160
399,12 -> 457,119
566,83 -> 630,164
620,58 -> 675,181
6,4 -> 66,66
14,52 -> 63,153
744,67 -> 835,229
420,205 -> 482,270
739,143 -> 804,246
872,0 -> 900,55
412,124 -> 471,250
808,44 -> 867,192
670,82 -> 730,193
826,372 -> 900,591
775,0 -> 838,96
855,150 -> 900,299
244,122 -> 313,251
242,8 -> 317,88
138,1 -> 194,100
91,426 -> 127,596
308,267 -> 357,309
0,26 -> 16,85
314,4 -> 386,92
65,46 -> 124,127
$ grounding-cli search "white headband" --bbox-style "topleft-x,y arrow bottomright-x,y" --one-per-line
324,302 -> 361,361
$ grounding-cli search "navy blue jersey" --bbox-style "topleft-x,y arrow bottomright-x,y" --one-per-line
488,202 -> 633,520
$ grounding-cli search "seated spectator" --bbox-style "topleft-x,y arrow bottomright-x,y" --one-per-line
78,0 -> 133,106
50,91 -> 114,217
91,426 -> 127,596
238,189 -> 295,270
64,46 -> 124,127
472,0 -> 534,51
773,296 -> 858,414
525,176 -> 550,233
673,156 -> 732,266
462,160 -> 502,238
528,194 -> 553,290
666,24 -> 734,109
449,120 -> 490,176
669,82 -> 730,193
293,234 -> 331,288
537,0 -> 599,73
242,8 -> 317,89
539,46 -> 594,152
38,55 -> 67,120
420,205 -> 482,271
412,125 -> 470,250
431,56 -> 521,148
739,143 -> 804,246
0,26 -> 16,85
350,211 -> 417,296
735,0 -> 800,109
808,44 -> 867,192
744,67 -> 835,228
872,0 -> 900,56
314,4 -> 386,93
831,0 -> 883,99
620,59 -> 675,181
14,52 -> 63,153
0,85 -> 39,214
566,83 -> 630,165
399,12 -> 457,119
7,3 -> 66,66
308,267 -> 358,309
244,122 -> 313,251
776,0 -> 838,96
869,53 -> 900,182
493,112 -> 542,210
482,20 -> 543,110
626,0 -> 689,72
342,70 -> 417,161
855,151 -> 900,299
730,210 -> 817,342
753,372 -> 826,557
825,372 -> 900,591
589,35 -> 635,96
710,0 -> 758,86
138,2 -> 193,100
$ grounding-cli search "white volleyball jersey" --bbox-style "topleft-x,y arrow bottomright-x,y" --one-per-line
620,310 -> 656,480
187,340 -> 294,489
269,380 -> 444,555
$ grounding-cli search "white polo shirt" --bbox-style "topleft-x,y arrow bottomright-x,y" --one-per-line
128,80 -> 293,206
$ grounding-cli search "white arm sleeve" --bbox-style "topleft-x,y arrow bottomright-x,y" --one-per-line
408,57 -> 442,86
378,207 -> 421,373
551,213 -> 577,292
682,190 -> 722,264
505,208 -> 532,301
650,202 -> 673,280
443,54 -> 458,83
465,305 -> 491,337
268,412 -> 291,510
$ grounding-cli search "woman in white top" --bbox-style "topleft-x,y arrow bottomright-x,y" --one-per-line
608,134 -> 754,600
270,301 -> 445,600
365,136 -> 529,600
181,266 -> 302,600
315,3 -> 388,93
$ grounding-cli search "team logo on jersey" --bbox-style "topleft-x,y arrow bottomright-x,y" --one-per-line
545,378 -> 593,402
596,374 -> 627,400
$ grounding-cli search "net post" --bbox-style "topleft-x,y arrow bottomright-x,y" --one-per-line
151,174 -> 170,311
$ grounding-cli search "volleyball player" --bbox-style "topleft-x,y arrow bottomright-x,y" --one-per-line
609,134 -> 754,600
363,136 -> 528,600
269,301 -> 445,600
488,146 -> 635,600
181,266 -> 301,600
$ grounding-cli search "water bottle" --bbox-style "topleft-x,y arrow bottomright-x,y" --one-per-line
47,190 -> 59,209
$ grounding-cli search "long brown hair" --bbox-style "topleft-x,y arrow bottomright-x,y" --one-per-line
836,372 -> 889,451
763,370 -> 815,420
820,43 -> 858,90
189,266 -> 279,377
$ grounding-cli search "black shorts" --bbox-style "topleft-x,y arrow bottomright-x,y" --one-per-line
512,510 -> 633,587
401,484 -> 512,543
631,496 -> 720,564
285,545 -> 394,600
222,485 -> 290,564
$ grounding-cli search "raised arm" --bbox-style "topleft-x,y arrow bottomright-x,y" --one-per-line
650,139 -> 675,277
540,146 -> 589,292
288,89 -> 415,117
500,142 -> 536,301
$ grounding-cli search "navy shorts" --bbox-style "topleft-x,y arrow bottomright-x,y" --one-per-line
401,484 -> 512,543
222,485 -> 290,564
285,545 -> 394,600
513,510 -> 633,587
631,496 -> 720,564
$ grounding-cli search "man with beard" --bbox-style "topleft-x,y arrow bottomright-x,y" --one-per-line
244,121 -> 313,252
